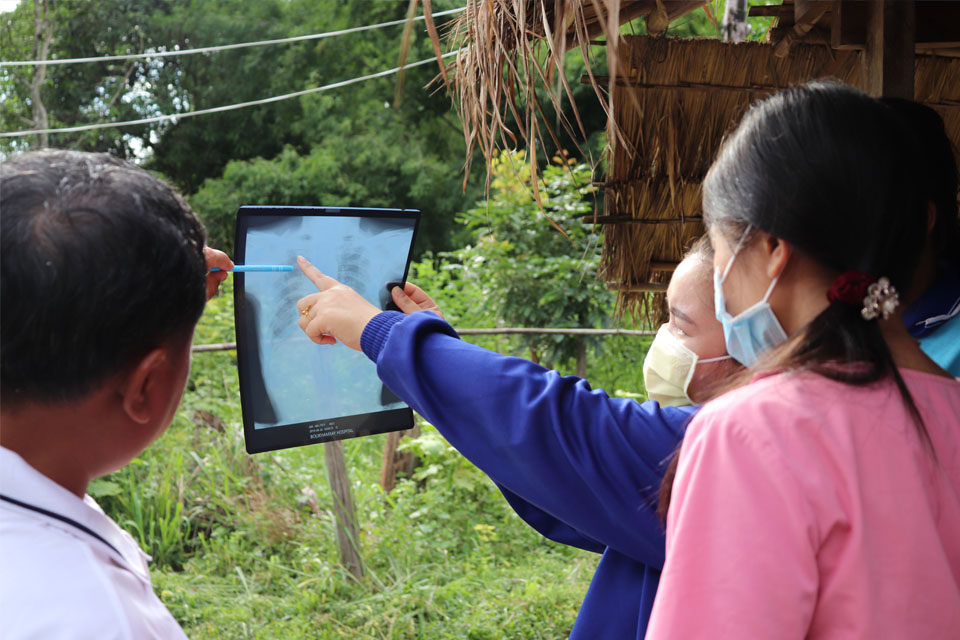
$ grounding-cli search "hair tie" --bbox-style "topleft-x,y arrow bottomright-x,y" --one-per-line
827,271 -> 899,321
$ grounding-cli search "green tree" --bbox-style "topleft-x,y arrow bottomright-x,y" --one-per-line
445,149 -> 614,374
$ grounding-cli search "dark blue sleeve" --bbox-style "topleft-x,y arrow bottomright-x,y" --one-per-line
361,311 -> 697,568
495,483 -> 607,554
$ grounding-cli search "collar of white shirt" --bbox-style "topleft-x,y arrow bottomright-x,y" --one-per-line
0,446 -> 151,581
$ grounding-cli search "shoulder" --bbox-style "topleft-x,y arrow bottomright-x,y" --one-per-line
682,371 -> 853,468
0,520 -> 135,637
0,514 -> 178,639
692,371 -> 828,428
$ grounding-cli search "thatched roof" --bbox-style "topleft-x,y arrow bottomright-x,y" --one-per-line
427,0 -> 960,318
599,36 -> 960,313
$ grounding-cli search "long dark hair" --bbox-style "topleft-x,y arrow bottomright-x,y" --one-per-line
659,82 -> 931,521
882,97 -> 960,278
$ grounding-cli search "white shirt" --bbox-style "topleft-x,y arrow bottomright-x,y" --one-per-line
0,447 -> 188,639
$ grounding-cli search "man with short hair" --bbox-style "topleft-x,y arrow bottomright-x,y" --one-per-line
0,149 -> 232,637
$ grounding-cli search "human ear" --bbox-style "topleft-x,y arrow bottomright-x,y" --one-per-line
761,233 -> 792,281
120,348 -> 168,425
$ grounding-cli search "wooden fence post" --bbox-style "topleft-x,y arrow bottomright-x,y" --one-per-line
323,440 -> 363,580
380,421 -> 421,493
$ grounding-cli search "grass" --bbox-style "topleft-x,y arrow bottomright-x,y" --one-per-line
93,279 -> 654,639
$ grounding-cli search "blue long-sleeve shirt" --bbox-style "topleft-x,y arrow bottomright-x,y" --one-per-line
361,311 -> 697,639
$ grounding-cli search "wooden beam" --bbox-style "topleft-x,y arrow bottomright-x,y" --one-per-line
773,1 -> 831,57
580,73 -> 960,107
865,0 -> 915,99
582,74 -> 773,94
650,261 -> 680,272
747,4 -> 793,19
611,282 -> 670,293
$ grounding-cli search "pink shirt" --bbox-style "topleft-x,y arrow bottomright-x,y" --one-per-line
647,369 -> 960,639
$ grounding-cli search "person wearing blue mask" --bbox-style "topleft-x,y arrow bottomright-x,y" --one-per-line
647,82 -> 960,638
292,237 -> 738,639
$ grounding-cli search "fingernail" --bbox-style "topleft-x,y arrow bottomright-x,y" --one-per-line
393,286 -> 406,298
297,256 -> 307,264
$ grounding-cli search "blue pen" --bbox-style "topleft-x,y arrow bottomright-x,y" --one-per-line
210,265 -> 293,272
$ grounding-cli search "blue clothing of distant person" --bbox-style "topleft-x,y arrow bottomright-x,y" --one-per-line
361,310 -> 696,639
903,263 -> 960,375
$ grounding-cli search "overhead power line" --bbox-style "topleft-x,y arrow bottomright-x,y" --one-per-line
0,7 -> 465,67
0,51 -> 460,138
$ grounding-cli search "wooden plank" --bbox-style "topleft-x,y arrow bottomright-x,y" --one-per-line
865,0 -> 915,99
748,5 -> 793,19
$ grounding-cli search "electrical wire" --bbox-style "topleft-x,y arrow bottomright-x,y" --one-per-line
0,7 -> 465,67
0,51 -> 459,138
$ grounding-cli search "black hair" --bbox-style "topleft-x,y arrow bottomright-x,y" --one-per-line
881,97 -> 960,275
1,150 -> 208,406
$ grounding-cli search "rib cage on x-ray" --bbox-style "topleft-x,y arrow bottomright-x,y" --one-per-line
240,214 -> 414,429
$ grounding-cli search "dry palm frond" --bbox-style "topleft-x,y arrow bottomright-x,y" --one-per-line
413,1 -> 708,194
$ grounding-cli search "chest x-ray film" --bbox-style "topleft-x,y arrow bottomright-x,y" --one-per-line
234,206 -> 419,453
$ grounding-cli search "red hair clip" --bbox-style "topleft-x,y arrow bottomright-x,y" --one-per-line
827,271 -> 899,321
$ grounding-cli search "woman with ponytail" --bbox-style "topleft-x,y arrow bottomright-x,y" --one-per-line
646,82 -> 960,638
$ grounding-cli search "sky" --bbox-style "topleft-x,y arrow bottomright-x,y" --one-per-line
0,0 -> 19,13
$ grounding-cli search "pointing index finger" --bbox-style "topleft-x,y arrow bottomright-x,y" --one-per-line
297,256 -> 337,291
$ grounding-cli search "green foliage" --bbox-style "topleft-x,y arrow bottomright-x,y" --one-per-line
436,150 -> 615,365
0,0 -> 483,255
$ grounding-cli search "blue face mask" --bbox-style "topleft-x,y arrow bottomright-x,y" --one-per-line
713,229 -> 788,367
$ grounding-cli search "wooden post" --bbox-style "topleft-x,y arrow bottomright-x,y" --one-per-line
721,0 -> 749,43
323,440 -> 363,580
865,0 -> 916,99
379,422 -> 421,493
575,336 -> 587,378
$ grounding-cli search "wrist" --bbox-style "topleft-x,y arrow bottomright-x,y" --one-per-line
360,311 -> 406,361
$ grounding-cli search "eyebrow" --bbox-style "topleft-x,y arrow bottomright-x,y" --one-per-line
670,305 -> 696,327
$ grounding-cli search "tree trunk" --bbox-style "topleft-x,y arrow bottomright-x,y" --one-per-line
31,0 -> 52,148
575,336 -> 587,378
721,0 -> 749,43
379,422 -> 421,493
323,440 -> 363,581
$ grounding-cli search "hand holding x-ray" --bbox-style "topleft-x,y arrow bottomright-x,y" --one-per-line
297,258 -> 445,349
296,256 -> 381,350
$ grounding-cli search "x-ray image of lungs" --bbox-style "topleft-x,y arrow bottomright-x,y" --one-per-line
240,213 -> 415,430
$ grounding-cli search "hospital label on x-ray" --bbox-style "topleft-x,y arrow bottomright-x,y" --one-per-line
307,421 -> 355,440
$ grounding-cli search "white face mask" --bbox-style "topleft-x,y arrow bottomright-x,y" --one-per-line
642,325 -> 733,407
